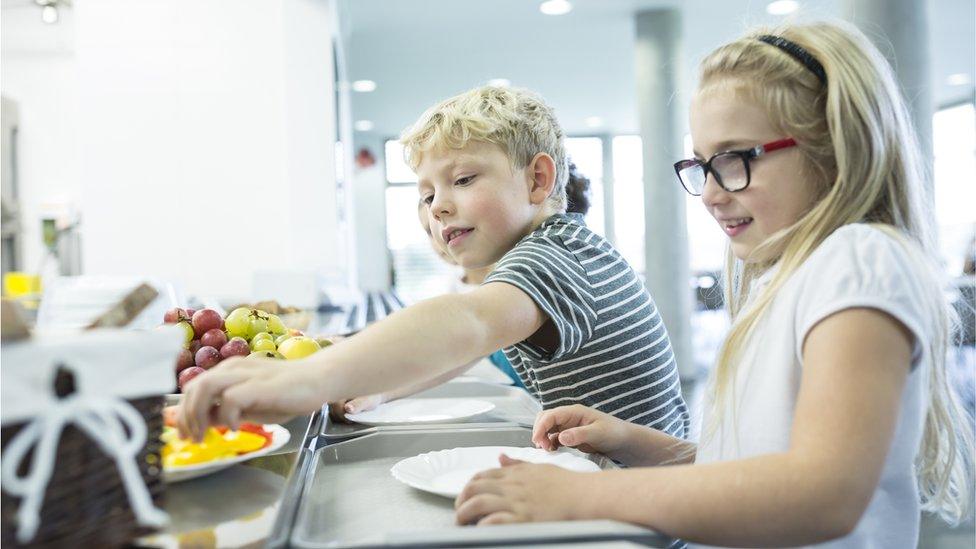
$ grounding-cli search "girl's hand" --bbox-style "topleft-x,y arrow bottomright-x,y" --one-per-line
328,393 -> 387,423
177,355 -> 327,441
455,455 -> 595,526
532,404 -> 631,457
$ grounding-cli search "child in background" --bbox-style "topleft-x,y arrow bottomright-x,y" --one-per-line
180,86 -> 689,443
455,21 -> 973,548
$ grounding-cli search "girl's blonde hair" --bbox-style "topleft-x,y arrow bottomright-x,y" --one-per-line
699,20 -> 973,524
400,85 -> 569,210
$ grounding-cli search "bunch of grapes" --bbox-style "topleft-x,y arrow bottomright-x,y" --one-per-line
162,306 -> 320,393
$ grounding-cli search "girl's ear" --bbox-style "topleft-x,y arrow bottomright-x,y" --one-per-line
526,152 -> 557,206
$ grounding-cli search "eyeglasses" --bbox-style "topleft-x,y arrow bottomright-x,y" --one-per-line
673,138 -> 797,196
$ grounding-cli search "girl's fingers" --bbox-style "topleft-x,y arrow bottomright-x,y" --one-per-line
498,454 -> 525,467
478,511 -> 518,526
455,478 -> 506,509
455,493 -> 511,525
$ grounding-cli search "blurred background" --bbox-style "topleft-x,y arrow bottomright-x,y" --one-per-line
1,1 -> 973,544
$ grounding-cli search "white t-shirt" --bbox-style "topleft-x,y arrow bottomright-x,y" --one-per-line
694,224 -> 933,549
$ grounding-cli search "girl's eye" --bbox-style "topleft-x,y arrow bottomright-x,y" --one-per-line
455,175 -> 475,186
422,194 -> 434,204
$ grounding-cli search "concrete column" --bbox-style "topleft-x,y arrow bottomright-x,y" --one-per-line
843,0 -> 933,194
635,9 -> 694,378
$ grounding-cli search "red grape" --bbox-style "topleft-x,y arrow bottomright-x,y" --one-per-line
175,348 -> 194,372
191,309 -> 223,338
185,308 -> 197,318
195,346 -> 222,369
163,307 -> 187,324
178,366 -> 206,391
188,340 -> 201,355
220,337 -> 250,359
201,328 -> 227,350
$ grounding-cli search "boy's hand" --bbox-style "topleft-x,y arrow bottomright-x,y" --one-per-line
532,404 -> 630,457
328,393 -> 387,423
455,454 -> 595,525
177,355 -> 328,441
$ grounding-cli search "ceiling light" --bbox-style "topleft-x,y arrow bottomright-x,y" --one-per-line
487,78 -> 511,87
351,80 -> 377,93
41,4 -> 59,24
354,120 -> 374,132
766,0 -> 799,15
947,73 -> 971,86
539,0 -> 572,16
584,116 -> 603,128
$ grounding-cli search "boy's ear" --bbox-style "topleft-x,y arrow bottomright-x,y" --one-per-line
526,153 -> 557,206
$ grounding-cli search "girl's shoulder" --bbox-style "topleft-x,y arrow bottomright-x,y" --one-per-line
803,223 -> 923,279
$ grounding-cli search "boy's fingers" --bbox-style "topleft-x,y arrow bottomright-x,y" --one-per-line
182,369 -> 253,441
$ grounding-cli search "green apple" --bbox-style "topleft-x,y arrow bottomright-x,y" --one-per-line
278,336 -> 321,360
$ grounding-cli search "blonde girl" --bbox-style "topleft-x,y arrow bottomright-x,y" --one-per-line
455,20 -> 973,548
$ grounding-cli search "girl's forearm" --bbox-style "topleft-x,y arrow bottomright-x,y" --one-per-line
580,453 -> 859,547
614,422 -> 697,467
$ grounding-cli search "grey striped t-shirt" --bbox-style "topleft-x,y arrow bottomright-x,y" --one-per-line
484,213 -> 689,438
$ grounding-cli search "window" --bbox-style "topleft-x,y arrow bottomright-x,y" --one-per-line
564,137 -> 605,236
610,135 -> 726,275
933,102 -> 976,275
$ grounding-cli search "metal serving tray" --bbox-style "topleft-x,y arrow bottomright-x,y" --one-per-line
321,380 -> 542,442
289,426 -> 670,548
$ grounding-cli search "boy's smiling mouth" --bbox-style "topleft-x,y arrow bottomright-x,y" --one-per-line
442,226 -> 474,246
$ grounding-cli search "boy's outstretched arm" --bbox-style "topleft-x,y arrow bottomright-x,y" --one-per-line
178,282 -> 545,440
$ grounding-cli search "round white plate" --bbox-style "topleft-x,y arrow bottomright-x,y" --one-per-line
390,446 -> 601,498
163,424 -> 291,483
345,398 -> 496,426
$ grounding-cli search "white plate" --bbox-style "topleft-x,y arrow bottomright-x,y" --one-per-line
163,424 -> 291,483
345,398 -> 496,426
390,446 -> 601,498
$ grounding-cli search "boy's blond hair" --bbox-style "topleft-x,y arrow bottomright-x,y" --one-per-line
400,86 -> 569,210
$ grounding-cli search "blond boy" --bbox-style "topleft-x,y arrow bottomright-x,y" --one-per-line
179,87 -> 689,439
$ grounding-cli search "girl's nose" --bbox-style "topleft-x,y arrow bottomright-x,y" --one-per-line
700,174 -> 730,208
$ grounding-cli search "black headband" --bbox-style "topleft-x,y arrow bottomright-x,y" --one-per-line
757,34 -> 827,85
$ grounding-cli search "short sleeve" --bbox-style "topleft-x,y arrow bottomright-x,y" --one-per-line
793,225 -> 932,368
484,235 -> 597,360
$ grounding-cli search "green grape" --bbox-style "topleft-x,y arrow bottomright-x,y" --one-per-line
267,314 -> 287,335
246,315 -> 270,340
176,321 -> 194,346
225,308 -> 251,338
251,339 -> 276,352
275,334 -> 292,347
251,332 -> 273,343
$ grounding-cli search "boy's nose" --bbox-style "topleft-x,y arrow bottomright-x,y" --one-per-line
430,197 -> 454,220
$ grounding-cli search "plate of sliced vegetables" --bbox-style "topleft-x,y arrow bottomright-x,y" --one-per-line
161,407 -> 290,483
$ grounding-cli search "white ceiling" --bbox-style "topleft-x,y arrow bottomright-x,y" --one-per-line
341,0 -> 976,139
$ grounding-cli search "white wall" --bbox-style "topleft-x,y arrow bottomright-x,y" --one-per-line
1,6 -> 79,277
1,0 -> 345,300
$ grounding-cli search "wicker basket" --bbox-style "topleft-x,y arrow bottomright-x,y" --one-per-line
0,369 -> 166,548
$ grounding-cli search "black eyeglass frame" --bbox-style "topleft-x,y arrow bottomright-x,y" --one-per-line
673,138 -> 797,196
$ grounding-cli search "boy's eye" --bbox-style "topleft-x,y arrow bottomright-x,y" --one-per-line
454,175 -> 475,186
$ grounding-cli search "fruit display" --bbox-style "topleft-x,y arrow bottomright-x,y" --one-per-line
161,306 -> 333,392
